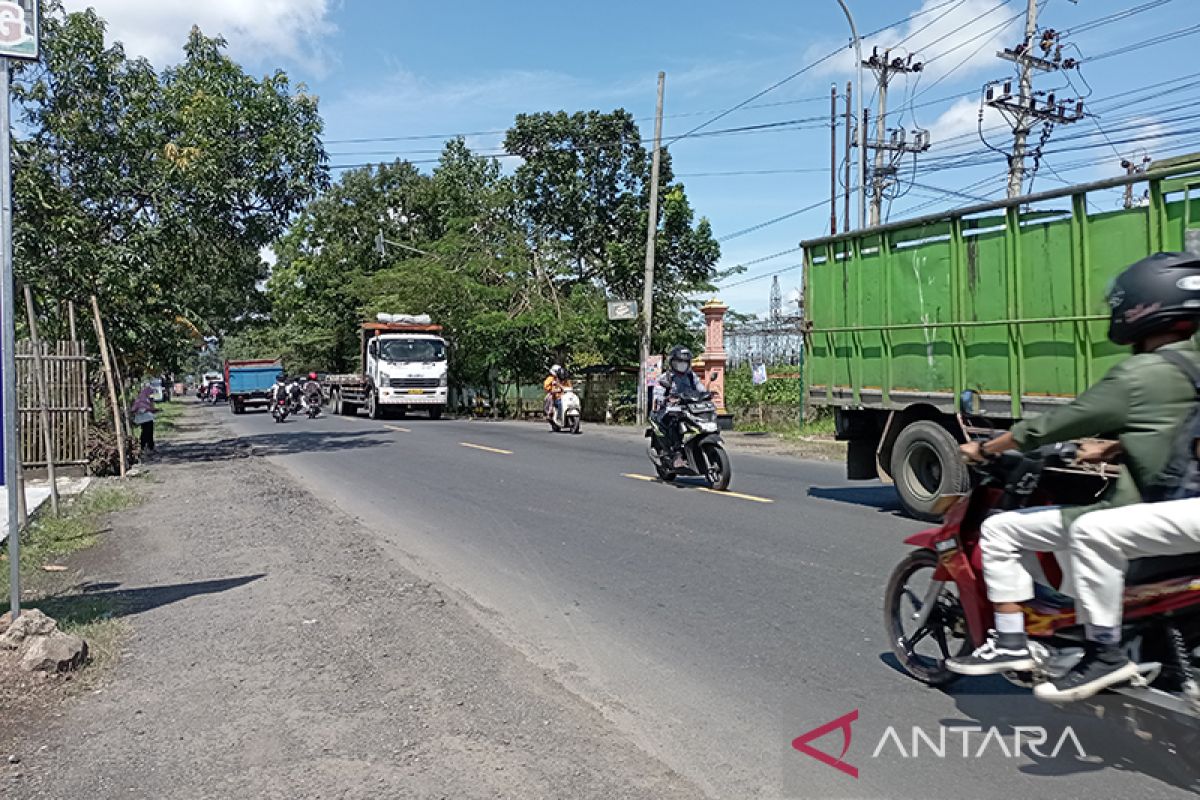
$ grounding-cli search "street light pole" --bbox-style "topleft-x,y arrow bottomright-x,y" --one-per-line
834,0 -> 866,230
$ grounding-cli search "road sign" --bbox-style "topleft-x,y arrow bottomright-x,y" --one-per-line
0,1 -> 38,61
607,300 -> 637,321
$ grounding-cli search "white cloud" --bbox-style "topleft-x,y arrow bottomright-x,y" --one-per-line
61,0 -> 334,68
926,96 -> 1006,152
810,0 -> 1023,85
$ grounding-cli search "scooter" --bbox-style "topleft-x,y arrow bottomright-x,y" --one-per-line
646,390 -> 732,491
884,440 -> 1200,725
206,381 -> 226,405
547,386 -> 582,434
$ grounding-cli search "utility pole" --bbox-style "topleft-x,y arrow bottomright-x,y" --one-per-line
637,72 -> 665,427
843,81 -> 852,234
1121,155 -> 1151,208
863,48 -> 928,225
829,83 -> 838,235
986,0 -> 1083,197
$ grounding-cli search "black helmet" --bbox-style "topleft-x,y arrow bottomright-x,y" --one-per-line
1106,252 -> 1200,345
277,372 -> 286,382
668,345 -> 693,374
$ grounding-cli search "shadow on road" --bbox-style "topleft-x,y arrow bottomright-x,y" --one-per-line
152,429 -> 391,463
876,652 -> 1200,792
807,484 -> 907,515
32,574 -> 266,627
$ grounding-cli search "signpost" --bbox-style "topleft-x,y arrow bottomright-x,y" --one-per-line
2,0 -> 40,619
606,300 -> 637,321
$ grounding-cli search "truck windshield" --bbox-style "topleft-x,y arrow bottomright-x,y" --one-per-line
379,339 -> 445,362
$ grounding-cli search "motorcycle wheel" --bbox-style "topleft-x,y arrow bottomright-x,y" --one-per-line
702,443 -> 732,491
570,415 -> 581,435
549,419 -> 561,432
883,549 -> 970,686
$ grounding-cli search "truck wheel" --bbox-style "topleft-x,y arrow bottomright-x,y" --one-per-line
890,421 -> 970,522
230,399 -> 243,415
367,392 -> 389,420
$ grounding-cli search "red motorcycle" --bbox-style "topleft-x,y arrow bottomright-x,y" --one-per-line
884,441 -> 1200,724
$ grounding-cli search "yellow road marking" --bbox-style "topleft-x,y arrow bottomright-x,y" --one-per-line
460,442 -> 512,455
698,487 -> 774,504
384,425 -> 411,433
621,473 -> 773,503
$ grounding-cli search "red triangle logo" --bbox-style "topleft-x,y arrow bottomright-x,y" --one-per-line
791,709 -> 859,779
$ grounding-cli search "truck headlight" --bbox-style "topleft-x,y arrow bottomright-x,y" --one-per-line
438,373 -> 448,387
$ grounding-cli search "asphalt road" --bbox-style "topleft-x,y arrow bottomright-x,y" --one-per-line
214,403 -> 1198,800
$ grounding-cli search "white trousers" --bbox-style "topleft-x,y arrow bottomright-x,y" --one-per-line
981,499 -> 1200,628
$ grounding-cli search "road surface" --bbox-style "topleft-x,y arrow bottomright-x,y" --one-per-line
213,403 -> 1198,799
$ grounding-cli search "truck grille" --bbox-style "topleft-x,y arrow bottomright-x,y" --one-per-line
389,378 -> 440,389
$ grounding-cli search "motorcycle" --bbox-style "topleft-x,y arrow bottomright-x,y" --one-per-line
271,392 -> 290,423
646,390 -> 732,491
547,386 -> 582,434
305,391 -> 322,419
884,440 -> 1200,725
286,382 -> 304,417
206,381 -> 226,405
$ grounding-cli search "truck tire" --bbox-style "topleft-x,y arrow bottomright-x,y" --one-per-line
890,421 -> 970,522
334,389 -> 358,417
230,399 -> 243,415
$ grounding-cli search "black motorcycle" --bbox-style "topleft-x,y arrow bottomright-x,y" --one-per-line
305,391 -> 322,419
646,390 -> 732,491
271,393 -> 290,423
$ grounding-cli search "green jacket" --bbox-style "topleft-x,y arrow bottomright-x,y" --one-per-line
1010,339 -> 1200,524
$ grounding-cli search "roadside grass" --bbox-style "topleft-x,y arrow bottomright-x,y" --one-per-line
732,411 -> 837,439
153,399 -> 185,434
1,483 -> 141,657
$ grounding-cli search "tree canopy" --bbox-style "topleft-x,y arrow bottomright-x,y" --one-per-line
244,110 -> 721,390
12,1 -> 328,376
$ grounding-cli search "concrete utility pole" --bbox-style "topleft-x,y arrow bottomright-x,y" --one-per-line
863,48 -> 927,225
637,72 -> 665,427
843,81 -> 852,234
829,83 -> 838,235
987,0 -> 1083,198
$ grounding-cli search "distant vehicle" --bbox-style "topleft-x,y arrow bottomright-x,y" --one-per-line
225,359 -> 283,415
547,385 -> 582,434
148,377 -> 167,402
326,314 -> 448,420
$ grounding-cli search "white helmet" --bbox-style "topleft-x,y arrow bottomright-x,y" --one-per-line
550,364 -> 564,379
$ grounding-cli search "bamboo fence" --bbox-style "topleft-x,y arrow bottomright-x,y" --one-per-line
15,339 -> 89,468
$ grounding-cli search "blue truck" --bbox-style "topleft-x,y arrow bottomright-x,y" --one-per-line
224,358 -> 282,414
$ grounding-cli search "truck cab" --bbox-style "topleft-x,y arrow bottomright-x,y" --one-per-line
365,331 -> 448,417
327,317 -> 449,420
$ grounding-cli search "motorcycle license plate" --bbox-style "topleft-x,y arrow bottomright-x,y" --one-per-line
691,402 -> 714,413
407,389 -> 424,395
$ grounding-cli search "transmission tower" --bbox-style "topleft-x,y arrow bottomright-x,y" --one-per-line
769,275 -> 782,322
864,48 -> 930,225
984,0 -> 1084,197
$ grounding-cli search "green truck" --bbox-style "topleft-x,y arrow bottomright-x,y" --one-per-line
801,159 -> 1200,520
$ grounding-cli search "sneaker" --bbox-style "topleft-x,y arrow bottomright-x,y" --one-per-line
1033,644 -> 1139,703
946,630 -> 1036,676
672,454 -> 688,469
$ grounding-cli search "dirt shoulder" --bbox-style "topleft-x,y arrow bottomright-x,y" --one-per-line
4,403 -> 706,799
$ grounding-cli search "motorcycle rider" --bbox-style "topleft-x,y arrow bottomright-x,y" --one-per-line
948,252 -> 1200,701
653,346 -> 706,469
543,364 -> 570,421
303,371 -> 322,403
270,373 -> 289,404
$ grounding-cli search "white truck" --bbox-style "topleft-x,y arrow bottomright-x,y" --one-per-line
325,314 -> 449,420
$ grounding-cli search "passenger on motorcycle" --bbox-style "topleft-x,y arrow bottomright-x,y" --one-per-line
303,371 -> 322,404
653,346 -> 706,469
270,373 -> 289,403
543,365 -> 570,420
948,252 -> 1200,702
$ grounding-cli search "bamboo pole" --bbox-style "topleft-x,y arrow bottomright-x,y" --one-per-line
67,300 -> 77,342
23,287 -> 58,515
90,295 -> 126,477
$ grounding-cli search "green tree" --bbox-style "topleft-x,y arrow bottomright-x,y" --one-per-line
11,2 -> 327,377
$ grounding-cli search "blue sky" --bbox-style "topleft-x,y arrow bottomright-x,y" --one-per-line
71,0 -> 1193,316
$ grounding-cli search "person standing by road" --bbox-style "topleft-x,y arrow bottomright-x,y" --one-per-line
131,385 -> 157,454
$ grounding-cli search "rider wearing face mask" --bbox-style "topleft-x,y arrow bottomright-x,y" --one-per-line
948,252 -> 1200,701
653,346 -> 706,468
